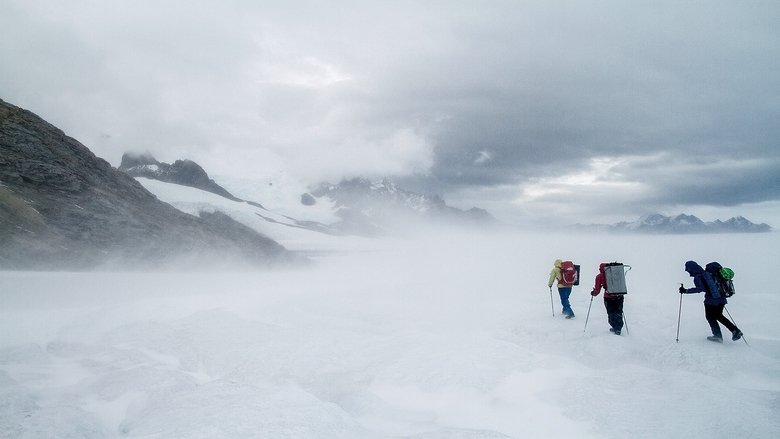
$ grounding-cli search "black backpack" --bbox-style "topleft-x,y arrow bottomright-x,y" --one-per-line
705,262 -> 735,298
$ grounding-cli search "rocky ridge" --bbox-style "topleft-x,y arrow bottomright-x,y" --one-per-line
119,152 -> 240,201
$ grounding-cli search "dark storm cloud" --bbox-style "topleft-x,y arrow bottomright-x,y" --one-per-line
404,1 -> 780,199
619,156 -> 780,207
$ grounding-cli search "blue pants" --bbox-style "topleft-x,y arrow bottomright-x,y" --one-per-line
558,287 -> 573,316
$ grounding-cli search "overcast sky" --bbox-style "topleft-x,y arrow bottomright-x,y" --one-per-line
2,0 -> 779,226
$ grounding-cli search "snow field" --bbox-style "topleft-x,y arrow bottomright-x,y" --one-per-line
134,177 -> 361,254
1,231 -> 778,438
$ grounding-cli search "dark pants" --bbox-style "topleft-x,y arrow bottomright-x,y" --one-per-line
704,304 -> 737,338
604,296 -> 624,331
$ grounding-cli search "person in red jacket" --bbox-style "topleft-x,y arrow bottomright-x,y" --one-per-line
591,263 -> 624,335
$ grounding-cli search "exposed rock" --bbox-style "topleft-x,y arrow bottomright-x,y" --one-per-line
119,152 -> 239,200
300,193 -> 317,206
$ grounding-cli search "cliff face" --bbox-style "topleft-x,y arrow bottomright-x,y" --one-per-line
0,99 -> 289,269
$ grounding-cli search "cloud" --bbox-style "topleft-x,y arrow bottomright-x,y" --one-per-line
1,0 -> 778,225
443,153 -> 780,225
618,156 -> 780,207
474,151 -> 492,165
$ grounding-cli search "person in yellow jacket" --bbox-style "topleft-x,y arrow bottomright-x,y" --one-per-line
548,259 -> 575,318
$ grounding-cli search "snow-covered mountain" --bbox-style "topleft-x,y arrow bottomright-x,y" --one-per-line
576,213 -> 772,234
116,152 -> 349,241
308,177 -> 497,235
127,160 -> 498,237
133,177 -> 374,255
709,216 -> 773,233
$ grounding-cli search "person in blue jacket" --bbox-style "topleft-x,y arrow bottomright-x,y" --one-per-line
679,260 -> 743,343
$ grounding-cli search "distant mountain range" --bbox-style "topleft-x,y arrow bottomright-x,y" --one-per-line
574,213 -> 772,234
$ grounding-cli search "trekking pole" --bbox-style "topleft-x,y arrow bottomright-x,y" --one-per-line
724,306 -> 749,346
676,285 -> 683,342
583,294 -> 594,332
622,311 -> 629,335
549,287 -> 555,317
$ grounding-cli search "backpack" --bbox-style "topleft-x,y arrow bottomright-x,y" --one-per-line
718,267 -> 735,298
705,262 -> 735,298
604,262 -> 630,294
560,261 -> 579,286
701,271 -> 722,298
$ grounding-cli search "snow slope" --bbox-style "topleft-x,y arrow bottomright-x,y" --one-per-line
134,177 -> 371,255
1,230 -> 779,438
212,173 -> 341,226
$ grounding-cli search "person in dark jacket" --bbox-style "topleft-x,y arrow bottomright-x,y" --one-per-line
591,263 -> 623,335
679,260 -> 743,343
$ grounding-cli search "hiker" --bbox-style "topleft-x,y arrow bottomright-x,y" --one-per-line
591,263 -> 624,335
548,259 -> 575,318
679,260 -> 743,343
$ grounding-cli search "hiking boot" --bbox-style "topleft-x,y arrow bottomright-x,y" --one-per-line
707,336 -> 723,343
732,329 -> 743,341
565,314 -> 575,319
609,328 -> 621,335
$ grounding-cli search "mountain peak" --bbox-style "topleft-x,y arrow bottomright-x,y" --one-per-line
119,151 -> 159,169
119,152 -> 239,201
576,213 -> 771,234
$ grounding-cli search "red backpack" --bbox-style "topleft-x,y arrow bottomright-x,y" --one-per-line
560,261 -> 579,286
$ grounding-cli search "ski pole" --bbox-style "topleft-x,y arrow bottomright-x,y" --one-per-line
676,284 -> 683,342
549,287 -> 555,317
583,294 -> 594,332
724,306 -> 749,346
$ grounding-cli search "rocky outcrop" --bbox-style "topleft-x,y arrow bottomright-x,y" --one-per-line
0,99 -> 291,269
300,193 -> 317,206
119,152 -> 238,200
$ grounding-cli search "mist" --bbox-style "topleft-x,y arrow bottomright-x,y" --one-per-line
1,228 -> 778,438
